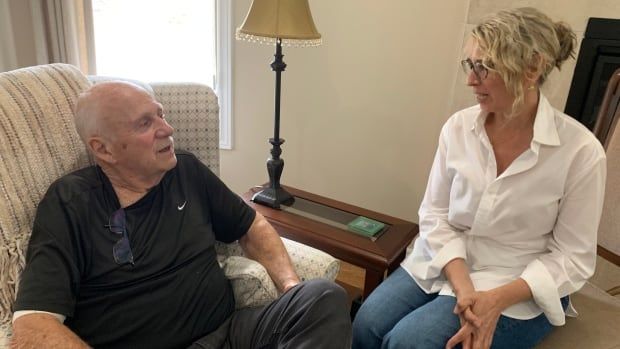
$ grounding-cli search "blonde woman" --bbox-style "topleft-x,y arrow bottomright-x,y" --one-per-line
352,8 -> 606,349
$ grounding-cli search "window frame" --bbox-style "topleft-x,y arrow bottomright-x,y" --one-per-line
216,0 -> 232,150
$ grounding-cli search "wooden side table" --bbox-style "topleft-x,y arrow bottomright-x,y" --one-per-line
242,185 -> 419,299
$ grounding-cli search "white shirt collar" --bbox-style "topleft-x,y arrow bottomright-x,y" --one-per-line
470,93 -> 561,147
532,93 -> 561,146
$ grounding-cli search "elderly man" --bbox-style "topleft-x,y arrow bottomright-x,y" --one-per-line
11,81 -> 351,348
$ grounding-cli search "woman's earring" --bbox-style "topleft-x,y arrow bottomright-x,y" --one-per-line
528,85 -> 536,90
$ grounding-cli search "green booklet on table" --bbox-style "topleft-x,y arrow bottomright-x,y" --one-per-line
347,216 -> 385,237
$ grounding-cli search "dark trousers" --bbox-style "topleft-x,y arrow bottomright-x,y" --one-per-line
189,279 -> 352,349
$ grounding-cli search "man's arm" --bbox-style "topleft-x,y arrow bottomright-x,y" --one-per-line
11,313 -> 90,349
238,212 -> 300,292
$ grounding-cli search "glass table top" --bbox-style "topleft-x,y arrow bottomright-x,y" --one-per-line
281,196 -> 390,240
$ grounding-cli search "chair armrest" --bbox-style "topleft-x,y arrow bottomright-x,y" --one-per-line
1,324 -> 10,347
216,238 -> 340,308
219,255 -> 278,309
283,238 -> 340,281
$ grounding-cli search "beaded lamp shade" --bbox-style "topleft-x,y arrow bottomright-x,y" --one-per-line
236,0 -> 322,47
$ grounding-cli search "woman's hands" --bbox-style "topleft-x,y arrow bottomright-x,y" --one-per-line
442,259 -> 533,348
446,290 -> 503,349
453,310 -> 475,349
446,279 -> 533,349
442,259 -> 478,349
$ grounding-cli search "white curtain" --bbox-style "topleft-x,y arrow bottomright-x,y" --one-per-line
0,0 -> 18,71
0,0 -> 96,74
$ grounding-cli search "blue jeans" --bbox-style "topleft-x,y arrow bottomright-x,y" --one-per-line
352,267 -> 568,349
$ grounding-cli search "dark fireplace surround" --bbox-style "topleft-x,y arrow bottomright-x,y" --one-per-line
565,18 -> 620,130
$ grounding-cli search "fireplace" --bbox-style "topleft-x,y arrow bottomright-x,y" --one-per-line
565,18 -> 620,130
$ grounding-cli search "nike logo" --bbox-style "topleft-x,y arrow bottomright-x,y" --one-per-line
178,200 -> 187,210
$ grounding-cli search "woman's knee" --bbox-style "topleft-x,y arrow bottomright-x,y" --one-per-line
351,292 -> 393,348
352,294 -> 383,332
382,323 -> 447,349
381,297 -> 460,349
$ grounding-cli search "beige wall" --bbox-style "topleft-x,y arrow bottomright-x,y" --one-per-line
224,0 -> 470,221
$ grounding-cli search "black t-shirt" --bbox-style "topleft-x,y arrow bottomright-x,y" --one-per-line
14,151 -> 256,349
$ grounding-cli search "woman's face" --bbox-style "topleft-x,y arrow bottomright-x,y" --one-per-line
463,39 -> 515,116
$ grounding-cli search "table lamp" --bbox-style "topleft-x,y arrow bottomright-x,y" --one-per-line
237,0 -> 322,209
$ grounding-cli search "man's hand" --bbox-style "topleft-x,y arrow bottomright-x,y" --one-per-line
11,313 -> 90,349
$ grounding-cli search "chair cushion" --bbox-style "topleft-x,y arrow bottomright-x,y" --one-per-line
215,239 -> 340,308
536,282 -> 620,348
87,75 -> 155,96
0,324 -> 9,347
284,238 -> 340,281
151,83 -> 220,175
220,255 -> 279,309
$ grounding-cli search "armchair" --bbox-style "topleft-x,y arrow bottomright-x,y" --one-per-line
0,64 -> 339,346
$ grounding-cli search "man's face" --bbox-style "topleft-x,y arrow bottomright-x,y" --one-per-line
105,88 -> 177,179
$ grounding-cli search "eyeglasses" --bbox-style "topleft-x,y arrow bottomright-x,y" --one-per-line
461,58 -> 489,81
105,209 -> 135,266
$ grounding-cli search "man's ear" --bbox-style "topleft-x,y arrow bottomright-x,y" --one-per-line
88,137 -> 116,164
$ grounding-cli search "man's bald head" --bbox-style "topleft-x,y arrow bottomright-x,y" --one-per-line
74,81 -> 153,145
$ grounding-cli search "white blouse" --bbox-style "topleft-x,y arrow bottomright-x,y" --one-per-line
401,94 -> 606,326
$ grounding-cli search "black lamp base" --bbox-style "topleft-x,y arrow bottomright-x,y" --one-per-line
251,39 -> 294,210
252,186 -> 294,209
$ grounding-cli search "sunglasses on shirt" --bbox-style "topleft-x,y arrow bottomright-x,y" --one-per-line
105,208 -> 135,266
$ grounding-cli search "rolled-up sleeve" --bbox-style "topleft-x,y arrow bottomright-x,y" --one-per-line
404,121 -> 468,285
520,147 -> 606,325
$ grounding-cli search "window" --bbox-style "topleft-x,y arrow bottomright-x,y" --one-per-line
91,0 -> 232,149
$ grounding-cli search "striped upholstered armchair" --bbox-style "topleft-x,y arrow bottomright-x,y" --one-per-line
0,64 -> 339,345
